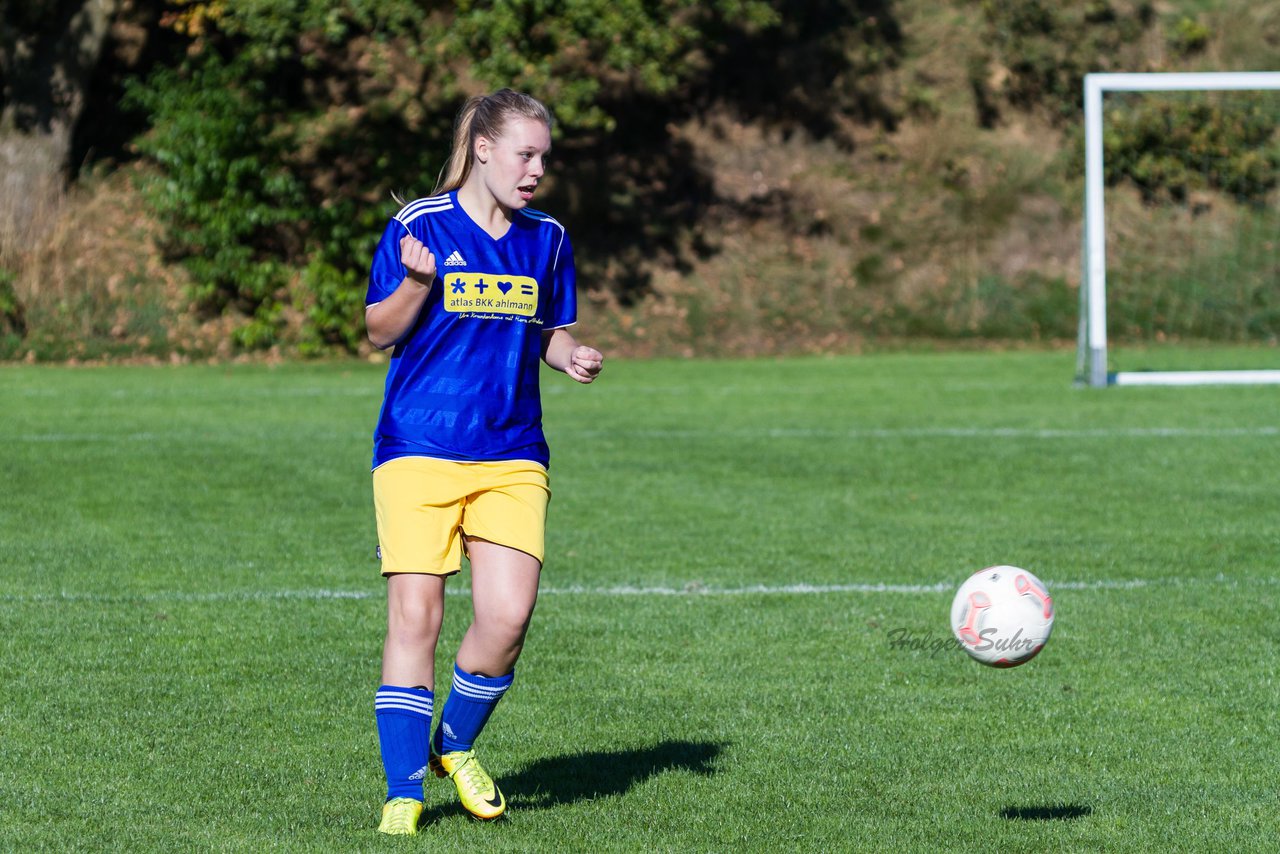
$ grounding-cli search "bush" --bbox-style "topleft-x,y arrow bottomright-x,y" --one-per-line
0,267 -> 26,357
1102,93 -> 1279,204
124,53 -> 308,347
1168,16 -> 1211,56
978,0 -> 1155,125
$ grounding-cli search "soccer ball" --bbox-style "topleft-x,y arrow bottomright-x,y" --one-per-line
950,566 -> 1054,668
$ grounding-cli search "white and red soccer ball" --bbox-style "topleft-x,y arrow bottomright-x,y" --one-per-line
950,566 -> 1054,667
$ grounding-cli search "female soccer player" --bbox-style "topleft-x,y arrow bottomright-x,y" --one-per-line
364,89 -> 603,835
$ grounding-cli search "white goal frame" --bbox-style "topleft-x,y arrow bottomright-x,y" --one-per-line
1078,71 -> 1280,387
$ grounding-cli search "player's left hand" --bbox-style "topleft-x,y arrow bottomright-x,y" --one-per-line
567,346 -> 603,383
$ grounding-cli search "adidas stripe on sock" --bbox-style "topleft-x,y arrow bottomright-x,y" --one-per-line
434,665 -> 513,754
375,685 -> 433,801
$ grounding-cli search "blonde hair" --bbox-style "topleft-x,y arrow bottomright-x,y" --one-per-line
432,89 -> 553,195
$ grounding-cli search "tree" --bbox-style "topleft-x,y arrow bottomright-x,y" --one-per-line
0,0 -> 120,245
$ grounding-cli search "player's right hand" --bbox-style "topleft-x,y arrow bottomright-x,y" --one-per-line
400,234 -> 437,287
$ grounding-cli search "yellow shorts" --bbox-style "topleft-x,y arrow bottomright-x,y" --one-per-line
372,456 -> 550,576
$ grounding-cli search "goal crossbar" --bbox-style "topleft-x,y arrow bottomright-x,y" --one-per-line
1079,71 -> 1280,387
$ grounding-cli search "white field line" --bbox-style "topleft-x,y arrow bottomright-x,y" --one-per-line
1,574 -> 1271,605
7,386 -> 381,399
5,425 -> 1280,443
4,431 -> 368,443
561,426 -> 1280,440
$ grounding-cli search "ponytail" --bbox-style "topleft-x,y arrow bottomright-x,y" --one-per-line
432,89 -> 553,195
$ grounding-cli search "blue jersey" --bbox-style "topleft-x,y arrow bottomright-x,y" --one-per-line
367,192 -> 577,469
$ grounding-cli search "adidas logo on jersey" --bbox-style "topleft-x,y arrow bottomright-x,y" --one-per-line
442,251 -> 467,267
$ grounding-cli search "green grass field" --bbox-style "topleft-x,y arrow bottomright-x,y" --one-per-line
2,349 -> 1278,852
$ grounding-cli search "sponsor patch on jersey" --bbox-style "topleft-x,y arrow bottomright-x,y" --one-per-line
443,272 -> 538,317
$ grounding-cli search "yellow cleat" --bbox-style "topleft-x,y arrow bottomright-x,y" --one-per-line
377,797 -> 423,835
430,750 -> 506,820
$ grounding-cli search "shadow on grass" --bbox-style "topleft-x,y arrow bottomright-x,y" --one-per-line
505,740 -> 727,810
1000,804 -> 1093,821
421,740 -> 726,822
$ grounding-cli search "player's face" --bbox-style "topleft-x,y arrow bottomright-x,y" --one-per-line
477,118 -> 552,211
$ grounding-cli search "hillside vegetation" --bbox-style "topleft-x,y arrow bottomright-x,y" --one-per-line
0,0 -> 1276,361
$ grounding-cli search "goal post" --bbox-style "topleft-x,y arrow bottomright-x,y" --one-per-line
1078,71 -> 1280,387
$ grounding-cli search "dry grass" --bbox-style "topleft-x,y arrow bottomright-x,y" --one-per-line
575,103 -> 1082,356
0,164 -> 202,362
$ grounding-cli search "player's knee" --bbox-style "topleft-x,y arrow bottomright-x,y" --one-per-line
388,595 -> 444,643
477,601 -> 534,645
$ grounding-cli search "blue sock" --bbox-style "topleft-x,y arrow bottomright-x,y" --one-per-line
433,665 -> 514,754
375,685 -> 433,801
